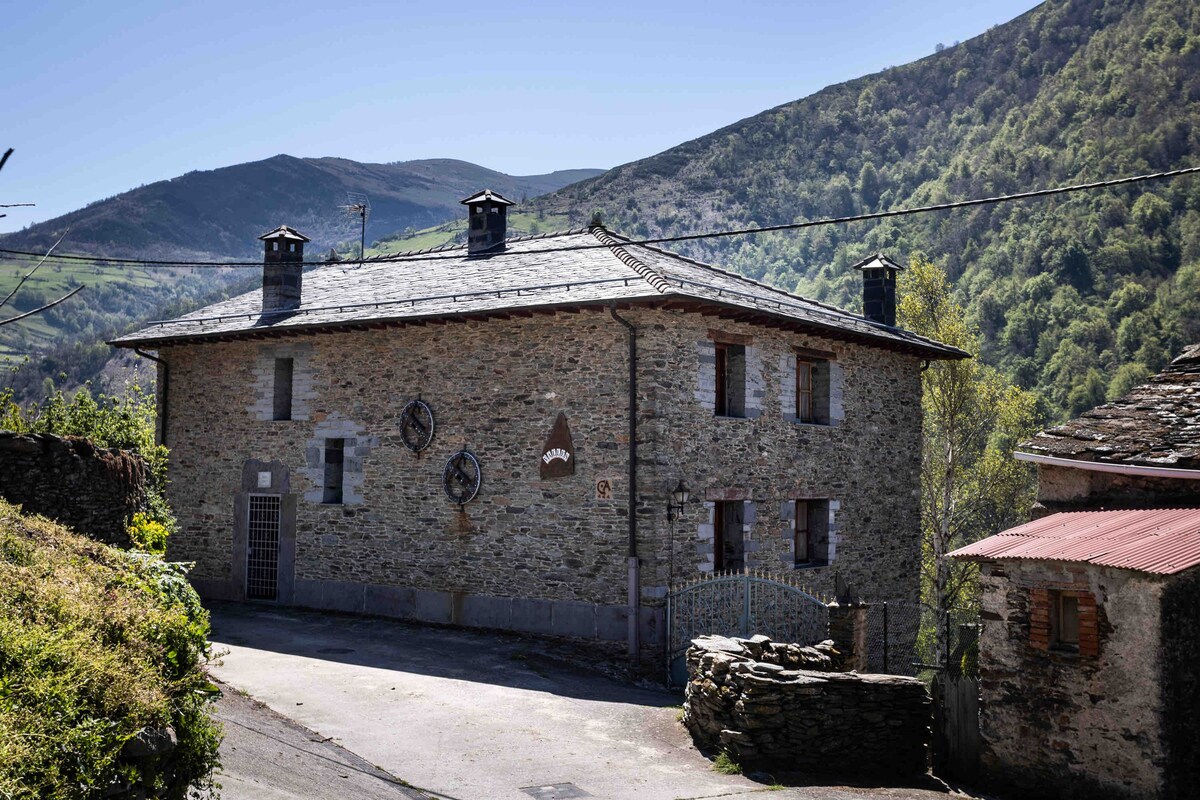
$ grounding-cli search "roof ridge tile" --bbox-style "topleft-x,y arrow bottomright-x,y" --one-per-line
589,226 -> 671,294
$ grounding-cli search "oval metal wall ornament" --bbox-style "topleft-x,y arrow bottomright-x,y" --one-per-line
442,450 -> 482,505
399,398 -> 435,452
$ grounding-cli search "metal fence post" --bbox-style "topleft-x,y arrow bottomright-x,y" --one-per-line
882,601 -> 889,675
741,573 -> 751,637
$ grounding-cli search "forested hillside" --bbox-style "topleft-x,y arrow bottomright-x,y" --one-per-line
531,0 -> 1200,417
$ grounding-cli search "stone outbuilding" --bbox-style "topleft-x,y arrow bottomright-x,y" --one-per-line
950,345 -> 1200,800
112,191 -> 965,659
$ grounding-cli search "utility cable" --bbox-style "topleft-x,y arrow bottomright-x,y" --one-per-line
1,164 -> 1198,269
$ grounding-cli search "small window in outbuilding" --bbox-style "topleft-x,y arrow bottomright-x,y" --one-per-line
272,357 -> 294,421
794,499 -> 831,566
713,500 -> 745,572
715,342 -> 746,418
323,438 -> 345,504
1051,591 -> 1080,650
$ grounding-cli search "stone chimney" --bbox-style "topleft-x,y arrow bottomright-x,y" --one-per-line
259,225 -> 310,313
461,189 -> 515,256
852,253 -> 904,327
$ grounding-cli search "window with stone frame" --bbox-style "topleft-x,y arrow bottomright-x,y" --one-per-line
272,357 -> 294,421
714,342 -> 747,418
713,500 -> 745,572
794,499 -> 831,567
794,349 -> 833,424
322,438 -> 345,504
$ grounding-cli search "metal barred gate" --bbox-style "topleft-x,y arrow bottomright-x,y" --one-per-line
666,570 -> 829,684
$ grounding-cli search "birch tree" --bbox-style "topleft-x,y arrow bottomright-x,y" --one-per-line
898,256 -> 1040,644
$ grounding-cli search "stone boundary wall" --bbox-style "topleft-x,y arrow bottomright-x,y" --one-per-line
683,634 -> 930,776
0,431 -> 146,546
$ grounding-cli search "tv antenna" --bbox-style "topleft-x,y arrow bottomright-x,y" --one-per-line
342,192 -> 370,260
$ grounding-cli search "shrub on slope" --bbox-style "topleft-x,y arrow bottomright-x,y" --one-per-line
0,500 -> 220,799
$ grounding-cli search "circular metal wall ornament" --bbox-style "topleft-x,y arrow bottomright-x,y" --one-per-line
442,450 -> 482,505
399,398 -> 435,452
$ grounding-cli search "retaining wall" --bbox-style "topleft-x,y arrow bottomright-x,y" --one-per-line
0,431 -> 146,546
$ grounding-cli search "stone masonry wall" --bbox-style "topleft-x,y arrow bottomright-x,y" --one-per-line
683,634 -> 930,776
977,560 -> 1166,799
0,431 -> 147,546
161,305 -> 925,645
1160,565 -> 1200,800
1035,464 -> 1200,516
638,310 -> 923,605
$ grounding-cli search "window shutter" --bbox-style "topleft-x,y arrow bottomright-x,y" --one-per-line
1077,593 -> 1099,657
1029,588 -> 1051,651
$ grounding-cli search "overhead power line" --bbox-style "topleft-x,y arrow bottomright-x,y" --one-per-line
2,164 -> 1199,270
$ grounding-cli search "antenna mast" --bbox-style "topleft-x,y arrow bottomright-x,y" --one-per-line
343,192 -> 371,260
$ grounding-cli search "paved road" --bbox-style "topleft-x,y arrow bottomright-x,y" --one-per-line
208,603 -> 976,800
214,683 -> 428,799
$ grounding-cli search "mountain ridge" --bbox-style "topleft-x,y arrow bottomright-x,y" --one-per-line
1,156 -> 603,260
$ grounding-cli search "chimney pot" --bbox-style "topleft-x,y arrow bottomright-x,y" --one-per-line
259,224 -> 311,314
853,253 -> 904,327
461,189 -> 515,255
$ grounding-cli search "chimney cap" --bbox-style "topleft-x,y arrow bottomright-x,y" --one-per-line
460,189 -> 515,207
258,224 -> 311,243
851,253 -> 904,272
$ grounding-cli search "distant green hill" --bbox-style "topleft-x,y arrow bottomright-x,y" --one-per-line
529,0 -> 1200,417
0,158 -> 599,397
2,156 -> 602,260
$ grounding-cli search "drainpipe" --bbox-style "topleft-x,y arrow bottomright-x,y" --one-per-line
609,304 -> 640,660
134,348 -> 168,446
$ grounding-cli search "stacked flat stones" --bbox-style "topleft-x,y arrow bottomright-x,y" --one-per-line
683,634 -> 930,777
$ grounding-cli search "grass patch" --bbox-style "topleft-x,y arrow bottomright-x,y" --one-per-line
0,500 -> 221,798
712,751 -> 742,775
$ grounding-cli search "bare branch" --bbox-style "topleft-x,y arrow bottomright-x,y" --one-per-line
0,229 -> 70,312
0,148 -> 11,174
0,285 -> 84,327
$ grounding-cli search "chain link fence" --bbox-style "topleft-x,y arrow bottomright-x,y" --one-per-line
865,600 -> 979,677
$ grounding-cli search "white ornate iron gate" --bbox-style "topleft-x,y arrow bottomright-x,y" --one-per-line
666,570 -> 829,684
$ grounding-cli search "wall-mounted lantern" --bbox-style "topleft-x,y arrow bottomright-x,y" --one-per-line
667,479 -> 691,521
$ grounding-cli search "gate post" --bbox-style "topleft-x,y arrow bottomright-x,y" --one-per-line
828,599 -> 870,672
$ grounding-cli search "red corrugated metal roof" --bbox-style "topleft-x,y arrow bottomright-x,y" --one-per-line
948,508 -> 1200,575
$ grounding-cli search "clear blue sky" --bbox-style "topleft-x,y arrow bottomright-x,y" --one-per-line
1,0 -> 1041,233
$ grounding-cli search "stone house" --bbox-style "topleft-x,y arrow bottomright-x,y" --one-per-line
949,345 -> 1200,800
113,192 -> 964,658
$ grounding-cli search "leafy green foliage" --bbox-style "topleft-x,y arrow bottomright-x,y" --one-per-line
0,501 -> 220,798
712,751 -> 742,775
898,256 -> 1041,619
532,0 -> 1200,419
128,512 -> 170,555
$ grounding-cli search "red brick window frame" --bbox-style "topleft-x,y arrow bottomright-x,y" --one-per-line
1029,587 -> 1098,657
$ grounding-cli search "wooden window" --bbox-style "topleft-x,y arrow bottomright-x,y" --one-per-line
272,357 -> 294,421
793,350 -> 833,424
794,499 -> 831,566
322,439 -> 345,504
1052,591 -> 1080,649
713,501 -> 745,572
714,342 -> 746,418
796,360 -> 814,422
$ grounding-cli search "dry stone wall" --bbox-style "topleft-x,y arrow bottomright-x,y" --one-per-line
683,634 -> 930,776
0,431 -> 146,546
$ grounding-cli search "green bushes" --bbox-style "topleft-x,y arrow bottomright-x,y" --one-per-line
0,501 -> 221,798
128,512 -> 170,555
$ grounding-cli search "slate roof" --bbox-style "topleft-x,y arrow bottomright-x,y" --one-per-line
112,227 -> 968,359
948,507 -> 1200,576
1020,345 -> 1200,470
